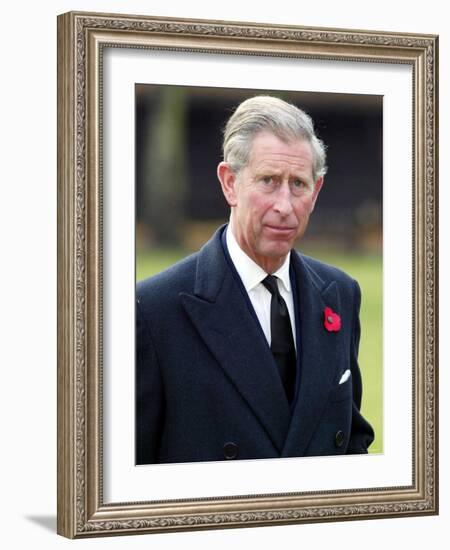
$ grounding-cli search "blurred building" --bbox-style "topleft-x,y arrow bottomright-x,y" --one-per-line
136,86 -> 382,253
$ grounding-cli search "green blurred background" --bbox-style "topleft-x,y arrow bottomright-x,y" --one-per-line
136,85 -> 383,454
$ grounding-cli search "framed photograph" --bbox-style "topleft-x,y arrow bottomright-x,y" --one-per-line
57,11 -> 438,538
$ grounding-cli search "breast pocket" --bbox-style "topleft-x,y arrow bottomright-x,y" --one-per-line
328,374 -> 352,403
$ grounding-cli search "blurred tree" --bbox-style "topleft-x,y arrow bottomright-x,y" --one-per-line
142,87 -> 187,245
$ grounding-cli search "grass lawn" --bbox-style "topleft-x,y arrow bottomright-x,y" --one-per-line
137,246 -> 383,454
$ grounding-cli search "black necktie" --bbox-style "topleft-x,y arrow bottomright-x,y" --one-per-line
262,275 -> 296,402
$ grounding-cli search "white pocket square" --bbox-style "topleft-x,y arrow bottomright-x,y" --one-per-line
339,369 -> 351,384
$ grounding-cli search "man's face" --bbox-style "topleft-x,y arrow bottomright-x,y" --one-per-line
218,131 -> 323,273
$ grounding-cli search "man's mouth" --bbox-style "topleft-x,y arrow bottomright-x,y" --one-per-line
265,224 -> 296,233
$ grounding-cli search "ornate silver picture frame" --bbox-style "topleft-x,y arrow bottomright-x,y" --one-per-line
57,11 -> 438,538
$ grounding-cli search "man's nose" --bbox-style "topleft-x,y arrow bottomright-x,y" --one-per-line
273,183 -> 294,216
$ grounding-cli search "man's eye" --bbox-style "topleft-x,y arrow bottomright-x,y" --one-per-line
262,176 -> 273,185
291,179 -> 310,194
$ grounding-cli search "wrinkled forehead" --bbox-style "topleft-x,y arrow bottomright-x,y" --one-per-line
247,131 -> 314,170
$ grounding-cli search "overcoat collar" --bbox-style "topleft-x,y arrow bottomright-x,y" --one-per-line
180,225 -> 342,457
281,252 -> 341,457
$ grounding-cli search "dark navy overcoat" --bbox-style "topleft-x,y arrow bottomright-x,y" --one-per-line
136,225 -> 374,464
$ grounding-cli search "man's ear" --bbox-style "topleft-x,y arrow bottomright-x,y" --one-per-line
310,176 -> 324,212
217,162 -> 238,207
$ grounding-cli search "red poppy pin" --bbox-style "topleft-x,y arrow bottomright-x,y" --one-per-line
324,307 -> 341,332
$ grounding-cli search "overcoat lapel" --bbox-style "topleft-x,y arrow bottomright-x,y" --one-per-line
180,228 -> 291,453
282,253 -> 342,457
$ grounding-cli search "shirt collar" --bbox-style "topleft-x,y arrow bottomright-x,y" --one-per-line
226,225 -> 292,293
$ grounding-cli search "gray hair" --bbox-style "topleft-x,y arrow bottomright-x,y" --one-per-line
222,95 -> 327,182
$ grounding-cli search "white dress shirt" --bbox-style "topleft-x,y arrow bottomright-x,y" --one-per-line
226,226 -> 297,351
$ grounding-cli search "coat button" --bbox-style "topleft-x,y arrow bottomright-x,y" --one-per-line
223,442 -> 239,460
335,430 -> 345,448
